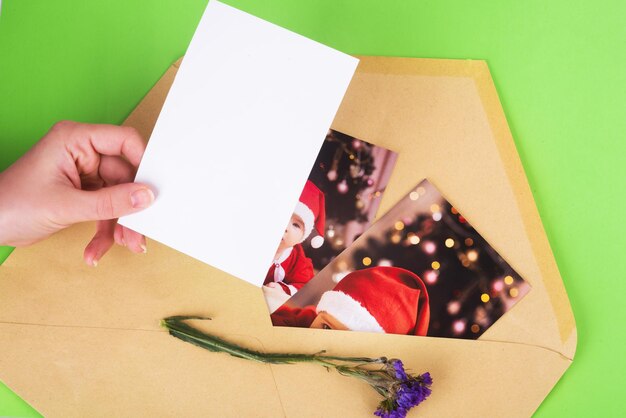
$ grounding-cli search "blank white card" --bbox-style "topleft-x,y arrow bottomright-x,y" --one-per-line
119,1 -> 359,286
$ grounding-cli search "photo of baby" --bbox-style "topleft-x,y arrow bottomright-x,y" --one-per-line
262,130 -> 397,312
263,180 -> 324,295
271,179 -> 531,340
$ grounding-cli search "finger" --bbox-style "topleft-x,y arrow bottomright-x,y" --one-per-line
57,121 -> 146,168
121,226 -> 147,254
99,155 -> 136,186
83,219 -> 116,266
66,183 -> 155,223
102,156 -> 140,249
114,223 -> 125,246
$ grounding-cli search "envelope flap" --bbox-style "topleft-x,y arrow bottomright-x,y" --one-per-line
0,319 -> 572,417
332,56 -> 576,358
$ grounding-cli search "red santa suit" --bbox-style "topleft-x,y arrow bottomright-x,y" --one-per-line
270,266 -> 431,336
263,244 -> 314,296
271,304 -> 318,328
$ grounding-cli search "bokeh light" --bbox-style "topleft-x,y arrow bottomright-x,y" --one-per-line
467,250 -> 478,262
423,241 -> 436,254
424,270 -> 439,284
492,280 -> 504,292
447,301 -> 461,315
408,233 -> 420,245
453,319 -> 466,334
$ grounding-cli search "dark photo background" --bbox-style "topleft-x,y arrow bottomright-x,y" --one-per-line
301,129 -> 397,272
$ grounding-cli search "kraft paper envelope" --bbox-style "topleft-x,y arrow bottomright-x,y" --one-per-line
0,56 -> 576,417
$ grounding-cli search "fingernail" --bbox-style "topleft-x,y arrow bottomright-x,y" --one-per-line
140,244 -> 147,254
131,188 -> 155,209
92,259 -> 98,267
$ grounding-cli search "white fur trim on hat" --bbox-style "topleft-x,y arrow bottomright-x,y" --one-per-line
316,290 -> 385,333
293,201 -> 315,242
310,235 -> 324,248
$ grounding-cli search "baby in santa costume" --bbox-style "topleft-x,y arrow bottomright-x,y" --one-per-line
263,180 -> 326,298
270,266 -> 430,336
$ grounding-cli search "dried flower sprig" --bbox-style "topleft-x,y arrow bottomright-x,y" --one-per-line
161,315 -> 432,417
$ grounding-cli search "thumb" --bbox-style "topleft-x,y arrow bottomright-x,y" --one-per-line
68,183 -> 155,223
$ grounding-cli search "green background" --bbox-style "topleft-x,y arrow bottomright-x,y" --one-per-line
0,0 -> 624,416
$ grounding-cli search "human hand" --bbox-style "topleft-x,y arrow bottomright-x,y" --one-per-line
0,121 -> 154,265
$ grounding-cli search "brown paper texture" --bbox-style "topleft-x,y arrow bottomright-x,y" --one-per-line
0,56 -> 576,417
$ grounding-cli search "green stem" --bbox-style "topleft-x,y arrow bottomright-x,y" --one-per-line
161,316 -> 389,368
161,315 -> 431,417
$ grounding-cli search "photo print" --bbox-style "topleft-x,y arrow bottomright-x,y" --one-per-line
271,179 -> 531,340
262,130 -> 398,312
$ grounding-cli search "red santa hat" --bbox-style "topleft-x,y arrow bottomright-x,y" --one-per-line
315,266 -> 430,336
293,180 -> 326,248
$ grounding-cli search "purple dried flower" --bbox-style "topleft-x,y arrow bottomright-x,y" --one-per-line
374,366 -> 433,418
392,359 -> 409,381
374,405 -> 408,418
397,382 -> 431,409
374,399 -> 407,418
396,372 -> 433,411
